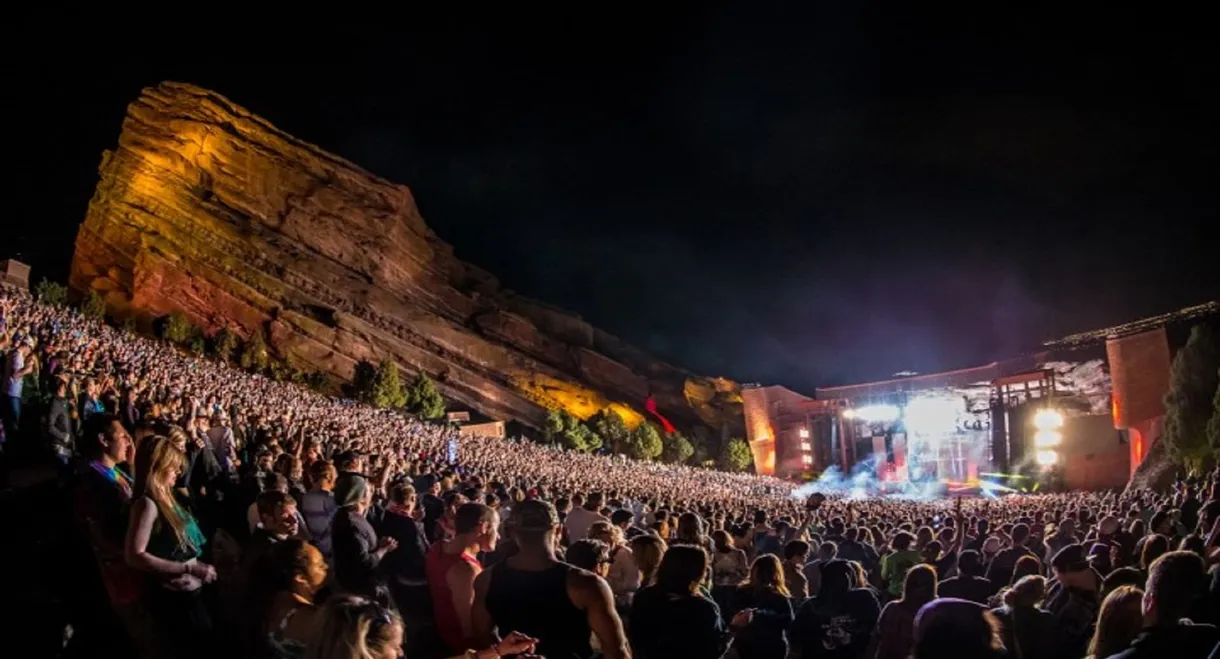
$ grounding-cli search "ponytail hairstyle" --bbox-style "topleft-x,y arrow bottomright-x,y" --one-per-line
132,435 -> 193,551
1002,574 -> 1046,609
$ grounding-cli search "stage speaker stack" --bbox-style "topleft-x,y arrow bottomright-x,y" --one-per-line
1008,402 -> 1029,467
990,399 -> 1009,472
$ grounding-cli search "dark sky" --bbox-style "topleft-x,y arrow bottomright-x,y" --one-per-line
5,8 -> 1217,391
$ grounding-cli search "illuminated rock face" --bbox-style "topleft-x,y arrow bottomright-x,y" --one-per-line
71,82 -> 742,436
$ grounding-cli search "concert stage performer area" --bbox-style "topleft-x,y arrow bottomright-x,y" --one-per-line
742,302 -> 1216,492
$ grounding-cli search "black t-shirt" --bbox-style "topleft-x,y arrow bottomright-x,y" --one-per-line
938,575 -> 994,605
986,546 -> 1037,591
630,587 -> 725,659
1182,497 -> 1203,532
791,588 -> 881,659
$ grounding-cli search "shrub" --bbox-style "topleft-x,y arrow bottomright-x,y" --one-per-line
210,327 -> 240,362
34,279 -> 68,307
81,289 -> 107,320
161,311 -> 194,344
239,330 -> 270,372
720,437 -> 754,472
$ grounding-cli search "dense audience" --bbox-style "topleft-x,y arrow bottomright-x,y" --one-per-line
3,285 -> 1220,659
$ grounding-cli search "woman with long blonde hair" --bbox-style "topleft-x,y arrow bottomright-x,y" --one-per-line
125,434 -> 217,657
305,594 -> 539,659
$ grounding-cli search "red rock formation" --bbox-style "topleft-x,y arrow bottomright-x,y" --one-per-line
71,82 -> 742,437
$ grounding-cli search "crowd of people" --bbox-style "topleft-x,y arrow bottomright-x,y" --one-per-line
3,284 -> 1220,659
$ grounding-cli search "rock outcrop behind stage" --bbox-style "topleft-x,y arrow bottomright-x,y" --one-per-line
70,82 -> 742,437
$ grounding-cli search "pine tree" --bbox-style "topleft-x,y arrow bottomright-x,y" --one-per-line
408,372 -> 446,420
720,437 -> 754,472
1162,325 -> 1219,469
624,422 -> 663,461
370,360 -> 408,409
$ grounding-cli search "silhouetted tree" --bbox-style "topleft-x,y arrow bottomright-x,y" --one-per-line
304,370 -> 333,393
1163,325 -> 1219,470
239,330 -> 270,372
81,289 -> 106,320
210,327 -> 240,362
1207,370 -> 1220,455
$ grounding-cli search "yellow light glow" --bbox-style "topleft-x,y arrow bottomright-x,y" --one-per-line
1035,450 -> 1059,466
1033,408 -> 1064,430
799,427 -> 810,438
842,409 -> 856,420
1034,430 -> 1061,448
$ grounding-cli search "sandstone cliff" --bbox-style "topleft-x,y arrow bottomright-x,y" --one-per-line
71,82 -> 742,439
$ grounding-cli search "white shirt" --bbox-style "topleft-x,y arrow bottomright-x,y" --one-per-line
564,506 -> 608,542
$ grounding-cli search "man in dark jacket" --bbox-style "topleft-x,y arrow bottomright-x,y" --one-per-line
1046,544 -> 1101,658
333,473 -> 397,596
378,482 -> 431,619
1108,550 -> 1219,658
375,478 -> 444,659
985,523 -> 1038,594
46,377 -> 74,465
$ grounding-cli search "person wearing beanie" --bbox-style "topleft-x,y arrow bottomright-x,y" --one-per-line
332,473 -> 397,597
1045,543 -> 1102,658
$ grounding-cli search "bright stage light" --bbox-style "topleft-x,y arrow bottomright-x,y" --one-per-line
903,396 -> 963,436
1035,450 -> 1058,466
1033,408 -> 1064,431
842,409 -> 856,420
1034,430 -> 1061,448
852,404 -> 900,423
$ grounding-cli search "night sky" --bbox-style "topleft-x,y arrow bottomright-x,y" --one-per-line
6,8 -> 1217,391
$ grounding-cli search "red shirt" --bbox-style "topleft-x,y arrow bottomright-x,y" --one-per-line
425,542 -> 481,653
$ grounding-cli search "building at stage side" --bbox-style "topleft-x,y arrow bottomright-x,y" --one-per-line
742,302 -> 1217,491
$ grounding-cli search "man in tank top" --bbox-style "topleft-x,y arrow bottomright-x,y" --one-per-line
473,499 -> 630,659
426,502 -> 499,655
